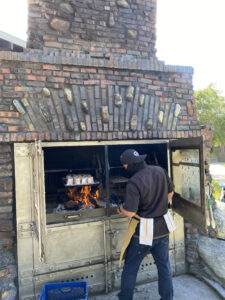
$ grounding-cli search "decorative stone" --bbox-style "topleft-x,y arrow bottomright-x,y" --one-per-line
127,30 -> 137,39
1,281 -> 17,300
158,111 -> 164,123
29,124 -> 35,131
146,119 -> 153,130
174,104 -> 181,117
21,98 -> 29,107
40,103 -> 52,123
50,18 -> 70,33
139,94 -> 145,106
198,235 -> 225,285
64,88 -> 73,104
117,0 -> 129,8
102,106 -> 109,123
42,88 -> 51,97
115,93 -> 123,107
0,251 -> 15,269
130,115 -> 137,131
65,116 -> 74,131
213,201 -> 225,239
13,99 -> 26,115
59,2 -> 74,14
126,86 -> 134,101
80,122 -> 86,131
108,13 -> 115,27
81,100 -> 89,114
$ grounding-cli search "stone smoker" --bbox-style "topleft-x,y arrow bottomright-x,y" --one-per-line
0,1 -> 220,299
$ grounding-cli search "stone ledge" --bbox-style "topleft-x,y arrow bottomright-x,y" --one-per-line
0,130 -> 202,142
0,50 -> 194,74
198,235 -> 225,286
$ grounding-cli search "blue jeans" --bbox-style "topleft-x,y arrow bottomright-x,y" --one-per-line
118,235 -> 173,300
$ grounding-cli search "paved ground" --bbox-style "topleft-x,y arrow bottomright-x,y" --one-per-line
89,274 -> 222,300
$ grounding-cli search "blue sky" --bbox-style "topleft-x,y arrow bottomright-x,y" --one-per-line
0,0 -> 225,95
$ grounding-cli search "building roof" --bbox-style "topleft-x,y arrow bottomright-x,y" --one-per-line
0,30 -> 26,48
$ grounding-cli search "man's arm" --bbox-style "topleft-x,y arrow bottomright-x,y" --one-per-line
168,191 -> 174,203
117,205 -> 136,218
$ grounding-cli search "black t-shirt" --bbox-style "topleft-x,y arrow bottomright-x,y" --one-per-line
123,165 -> 174,237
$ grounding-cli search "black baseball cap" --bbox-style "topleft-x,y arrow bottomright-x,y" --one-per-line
120,149 -> 147,165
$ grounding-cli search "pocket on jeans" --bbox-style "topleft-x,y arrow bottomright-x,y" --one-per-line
160,236 -> 169,245
131,236 -> 146,249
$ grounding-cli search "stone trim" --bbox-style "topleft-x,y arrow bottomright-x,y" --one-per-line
0,50 -> 194,74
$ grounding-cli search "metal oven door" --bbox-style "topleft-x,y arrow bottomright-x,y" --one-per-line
169,136 -> 209,232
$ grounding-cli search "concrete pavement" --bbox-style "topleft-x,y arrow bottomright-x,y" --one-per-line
89,274 -> 222,300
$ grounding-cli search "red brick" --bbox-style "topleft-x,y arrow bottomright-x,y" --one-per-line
0,112 -> 20,118
81,68 -> 97,73
17,134 -> 25,142
63,66 -> 80,72
43,64 -> 59,71
84,80 -> 99,85
27,75 -> 46,81
45,132 -> 51,140
187,101 -> 194,115
101,80 -> 115,86
1,68 -> 10,74
0,75 -> 3,80
53,71 -> 70,77
168,83 -> 180,87
38,133 -> 45,140
48,77 -> 65,83
8,126 -> 18,132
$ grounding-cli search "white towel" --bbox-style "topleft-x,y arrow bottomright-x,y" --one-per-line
139,218 -> 154,246
163,211 -> 176,232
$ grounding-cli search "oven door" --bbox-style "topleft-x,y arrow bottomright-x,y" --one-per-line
169,137 -> 209,232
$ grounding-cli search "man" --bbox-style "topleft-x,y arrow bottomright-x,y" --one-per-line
117,149 -> 174,300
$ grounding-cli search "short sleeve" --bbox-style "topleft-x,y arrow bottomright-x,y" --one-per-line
122,181 -> 140,213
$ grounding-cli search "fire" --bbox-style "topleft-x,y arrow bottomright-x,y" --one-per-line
66,186 -> 100,210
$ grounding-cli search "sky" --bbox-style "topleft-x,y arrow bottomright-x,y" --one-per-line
0,0 -> 225,96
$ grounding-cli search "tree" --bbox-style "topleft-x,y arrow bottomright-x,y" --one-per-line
195,84 -> 225,146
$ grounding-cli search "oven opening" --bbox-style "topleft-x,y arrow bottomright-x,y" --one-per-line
43,142 -> 168,224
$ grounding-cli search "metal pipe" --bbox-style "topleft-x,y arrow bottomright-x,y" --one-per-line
103,220 -> 108,293
104,145 -> 110,217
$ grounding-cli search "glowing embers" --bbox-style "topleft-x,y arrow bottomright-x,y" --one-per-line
65,186 -> 101,210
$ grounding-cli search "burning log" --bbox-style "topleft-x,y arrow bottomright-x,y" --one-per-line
65,185 -> 101,210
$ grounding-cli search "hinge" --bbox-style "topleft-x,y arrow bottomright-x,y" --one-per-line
18,222 -> 34,232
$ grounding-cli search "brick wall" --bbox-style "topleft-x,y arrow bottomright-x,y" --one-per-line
27,0 -> 157,59
0,144 -> 17,299
0,50 -> 200,142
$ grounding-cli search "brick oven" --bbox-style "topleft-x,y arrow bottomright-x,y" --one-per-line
0,0 -> 211,299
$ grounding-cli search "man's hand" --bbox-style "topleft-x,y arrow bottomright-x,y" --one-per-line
117,205 -> 136,218
168,191 -> 174,203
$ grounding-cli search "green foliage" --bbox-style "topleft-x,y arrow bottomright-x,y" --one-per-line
211,179 -> 222,201
195,84 -> 225,146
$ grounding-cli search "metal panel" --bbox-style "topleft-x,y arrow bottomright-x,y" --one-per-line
169,137 -> 207,232
32,141 -> 47,262
14,143 -> 35,300
33,221 -> 105,268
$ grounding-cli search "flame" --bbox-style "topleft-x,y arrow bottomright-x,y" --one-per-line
66,186 -> 100,209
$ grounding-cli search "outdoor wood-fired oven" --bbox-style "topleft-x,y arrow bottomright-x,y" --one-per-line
14,137 -> 206,298
0,0 -> 212,299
